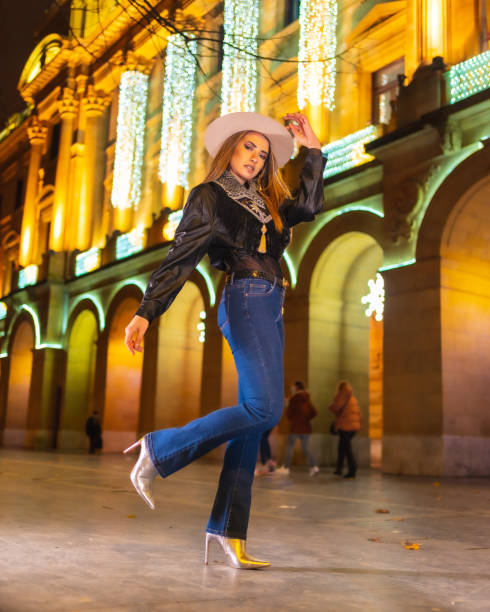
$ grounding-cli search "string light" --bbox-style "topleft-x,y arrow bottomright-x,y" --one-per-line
221,0 -> 259,114
18,265 -> 38,289
197,310 -> 206,343
361,273 -> 385,321
111,70 -> 149,210
298,0 -> 338,110
116,225 -> 145,259
448,50 -> 490,104
75,247 -> 100,276
322,125 -> 378,178
159,35 -> 197,189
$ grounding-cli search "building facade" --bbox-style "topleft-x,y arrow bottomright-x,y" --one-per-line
0,0 -> 488,475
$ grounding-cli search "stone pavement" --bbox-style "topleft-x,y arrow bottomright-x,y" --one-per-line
0,450 -> 489,612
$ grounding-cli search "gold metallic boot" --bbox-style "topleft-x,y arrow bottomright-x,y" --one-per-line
204,533 -> 270,569
123,436 -> 158,510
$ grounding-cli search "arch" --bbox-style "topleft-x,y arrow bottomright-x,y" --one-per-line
155,281 -> 205,429
438,175 -> 490,475
416,144 -> 490,260
308,231 -> 384,467
3,316 -> 35,447
18,34 -> 63,88
58,309 -> 98,450
103,286 -> 144,451
67,294 -> 105,333
295,210 -> 385,295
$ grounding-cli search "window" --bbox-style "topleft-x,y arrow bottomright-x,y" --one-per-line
49,122 -> 61,160
15,179 -> 24,209
285,0 -> 300,26
372,58 -> 405,126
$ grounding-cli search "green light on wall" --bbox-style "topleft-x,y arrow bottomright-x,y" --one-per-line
448,50 -> 490,104
196,264 -> 216,307
67,293 -> 106,332
322,125 -> 379,178
379,258 -> 416,272
75,247 -> 101,276
116,226 -> 145,260
282,251 -> 297,288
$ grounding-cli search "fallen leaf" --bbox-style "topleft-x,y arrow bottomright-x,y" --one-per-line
368,537 -> 383,543
403,541 -> 420,550
127,514 -> 137,519
375,508 -> 390,514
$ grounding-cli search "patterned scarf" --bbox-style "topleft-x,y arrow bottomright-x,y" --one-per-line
212,170 -> 272,225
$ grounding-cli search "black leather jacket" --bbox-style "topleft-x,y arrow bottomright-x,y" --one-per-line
136,148 -> 326,323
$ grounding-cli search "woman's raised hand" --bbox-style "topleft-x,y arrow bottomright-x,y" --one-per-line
283,112 -> 321,149
124,315 -> 149,355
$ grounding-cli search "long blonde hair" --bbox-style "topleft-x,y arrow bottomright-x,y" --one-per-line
204,131 -> 292,232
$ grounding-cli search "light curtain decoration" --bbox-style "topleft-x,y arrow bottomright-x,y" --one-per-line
221,0 -> 259,114
111,70 -> 149,209
159,34 -> 197,189
298,0 -> 338,110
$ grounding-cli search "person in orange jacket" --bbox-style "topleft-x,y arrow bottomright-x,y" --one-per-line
277,381 -> 319,476
329,381 -> 362,478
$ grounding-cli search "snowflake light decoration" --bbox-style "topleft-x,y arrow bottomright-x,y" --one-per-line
361,273 -> 385,321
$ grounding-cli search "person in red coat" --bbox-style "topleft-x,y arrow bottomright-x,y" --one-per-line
277,381 -> 319,476
329,381 -> 362,478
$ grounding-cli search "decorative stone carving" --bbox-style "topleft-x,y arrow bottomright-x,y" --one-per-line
59,87 -> 79,118
27,115 -> 47,146
387,178 -> 422,243
82,84 -> 110,116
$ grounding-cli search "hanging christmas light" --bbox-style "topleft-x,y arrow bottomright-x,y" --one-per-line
111,70 -> 149,210
159,34 -> 197,189
221,0 -> 259,114
298,0 -> 338,110
361,273 -> 385,322
448,50 -> 490,104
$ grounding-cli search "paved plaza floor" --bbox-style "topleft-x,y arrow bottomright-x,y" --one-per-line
0,449 -> 489,611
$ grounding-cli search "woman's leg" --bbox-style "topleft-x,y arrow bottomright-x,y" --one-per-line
259,430 -> 272,465
207,285 -> 285,539
283,434 -> 297,468
336,431 -> 347,473
345,432 -> 357,475
147,280 -> 285,478
299,434 -> 317,467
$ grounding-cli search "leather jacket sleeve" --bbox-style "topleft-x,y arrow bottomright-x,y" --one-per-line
135,184 -> 215,323
280,148 -> 326,227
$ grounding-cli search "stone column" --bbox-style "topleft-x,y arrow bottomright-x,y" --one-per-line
78,86 -> 109,250
51,88 -> 78,253
19,116 -> 47,267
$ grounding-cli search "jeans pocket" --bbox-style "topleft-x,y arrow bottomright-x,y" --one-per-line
217,289 -> 229,331
245,280 -> 274,297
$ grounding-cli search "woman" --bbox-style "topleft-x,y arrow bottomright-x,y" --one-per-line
329,381 -> 362,478
124,111 -> 325,569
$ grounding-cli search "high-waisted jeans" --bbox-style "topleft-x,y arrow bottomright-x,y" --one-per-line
147,277 -> 285,539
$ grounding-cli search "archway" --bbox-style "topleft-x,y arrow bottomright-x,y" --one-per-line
104,296 -> 143,451
4,319 -> 35,447
155,282 -> 205,428
440,176 -> 490,474
59,309 -> 98,450
309,231 -> 383,466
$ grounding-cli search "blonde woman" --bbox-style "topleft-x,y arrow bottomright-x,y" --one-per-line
124,112 -> 326,568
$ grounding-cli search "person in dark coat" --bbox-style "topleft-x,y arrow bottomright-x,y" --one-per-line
329,381 -> 362,478
85,411 -> 102,454
276,381 -> 319,476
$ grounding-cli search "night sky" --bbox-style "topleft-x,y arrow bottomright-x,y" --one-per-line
0,0 -> 55,127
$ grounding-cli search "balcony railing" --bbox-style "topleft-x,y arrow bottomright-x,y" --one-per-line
447,49 -> 490,104
322,125 -> 380,179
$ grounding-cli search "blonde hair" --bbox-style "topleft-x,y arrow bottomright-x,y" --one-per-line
204,131 -> 292,232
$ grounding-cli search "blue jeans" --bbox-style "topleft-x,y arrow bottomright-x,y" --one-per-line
147,277 -> 285,539
283,434 -> 317,468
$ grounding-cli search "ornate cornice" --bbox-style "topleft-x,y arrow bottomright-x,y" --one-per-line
81,84 -> 110,116
58,87 -> 79,118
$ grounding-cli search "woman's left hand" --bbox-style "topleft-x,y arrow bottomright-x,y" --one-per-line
283,112 -> 321,149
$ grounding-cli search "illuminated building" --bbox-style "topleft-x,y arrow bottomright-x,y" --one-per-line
0,0 -> 489,477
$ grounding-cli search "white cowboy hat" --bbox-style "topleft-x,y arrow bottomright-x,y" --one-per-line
204,112 -> 294,168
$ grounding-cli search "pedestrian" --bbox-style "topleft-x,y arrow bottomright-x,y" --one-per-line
329,381 -> 362,478
254,429 -> 277,475
85,410 -> 102,454
276,381 -> 319,476
123,111 -> 325,569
